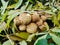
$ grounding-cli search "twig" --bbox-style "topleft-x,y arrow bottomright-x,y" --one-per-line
0,34 -> 6,37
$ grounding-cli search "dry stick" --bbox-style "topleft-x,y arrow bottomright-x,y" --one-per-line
57,0 -> 59,5
3,29 -> 15,45
6,34 -> 15,45
0,34 -> 6,37
14,23 -> 19,32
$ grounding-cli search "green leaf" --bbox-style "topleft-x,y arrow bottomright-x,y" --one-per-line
14,0 -> 18,2
0,22 -> 6,32
19,40 -> 27,45
16,32 -> 30,40
29,0 -> 34,3
14,0 -> 23,9
27,34 -> 35,42
7,4 -> 16,9
27,4 -> 33,10
12,26 -> 15,34
45,10 -> 55,15
34,34 -> 48,45
25,1 -> 29,7
0,42 -> 2,45
9,35 -> 23,41
1,11 -> 8,22
35,32 -> 47,36
20,6 -> 26,11
37,2 -> 44,9
1,0 -> 9,14
6,10 -> 20,28
52,15 -> 59,26
46,34 -> 51,39
20,1 -> 29,11
8,10 -> 20,15
50,33 -> 60,45
58,13 -> 60,21
7,0 -> 23,9
3,40 -> 11,45
51,7 -> 57,13
51,28 -> 60,33
57,6 -> 60,10
49,43 -> 54,45
0,29 -> 2,33
45,2 -> 49,5
35,39 -> 48,45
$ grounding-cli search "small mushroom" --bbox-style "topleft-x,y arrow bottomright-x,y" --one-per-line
39,25 -> 46,31
19,13 -> 31,24
44,22 -> 48,26
26,23 -> 37,33
31,12 -> 40,22
41,15 -> 47,21
19,25 -> 26,31
36,19 -> 43,26
14,16 -> 21,26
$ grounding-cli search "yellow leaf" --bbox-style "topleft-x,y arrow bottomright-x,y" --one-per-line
16,32 -> 30,40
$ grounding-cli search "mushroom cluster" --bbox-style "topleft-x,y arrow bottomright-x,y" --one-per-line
14,11 -> 51,33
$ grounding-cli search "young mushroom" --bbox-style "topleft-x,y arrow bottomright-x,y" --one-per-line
36,19 -> 43,26
39,25 -> 46,31
31,12 -> 40,22
19,25 -> 26,31
41,15 -> 47,21
14,16 -> 21,26
19,13 -> 31,25
26,23 -> 37,33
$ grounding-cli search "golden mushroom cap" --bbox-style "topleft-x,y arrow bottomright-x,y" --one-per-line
14,16 -> 21,26
39,25 -> 46,31
31,12 -> 40,22
19,13 -> 31,25
41,15 -> 47,21
26,23 -> 37,33
36,19 -> 43,26
19,25 -> 26,31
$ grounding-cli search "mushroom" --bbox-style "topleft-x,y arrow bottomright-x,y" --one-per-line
31,12 -> 40,22
19,13 -> 31,24
36,19 -> 43,26
26,23 -> 37,33
19,25 -> 26,31
14,16 -> 21,26
39,25 -> 46,31
41,15 -> 47,21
